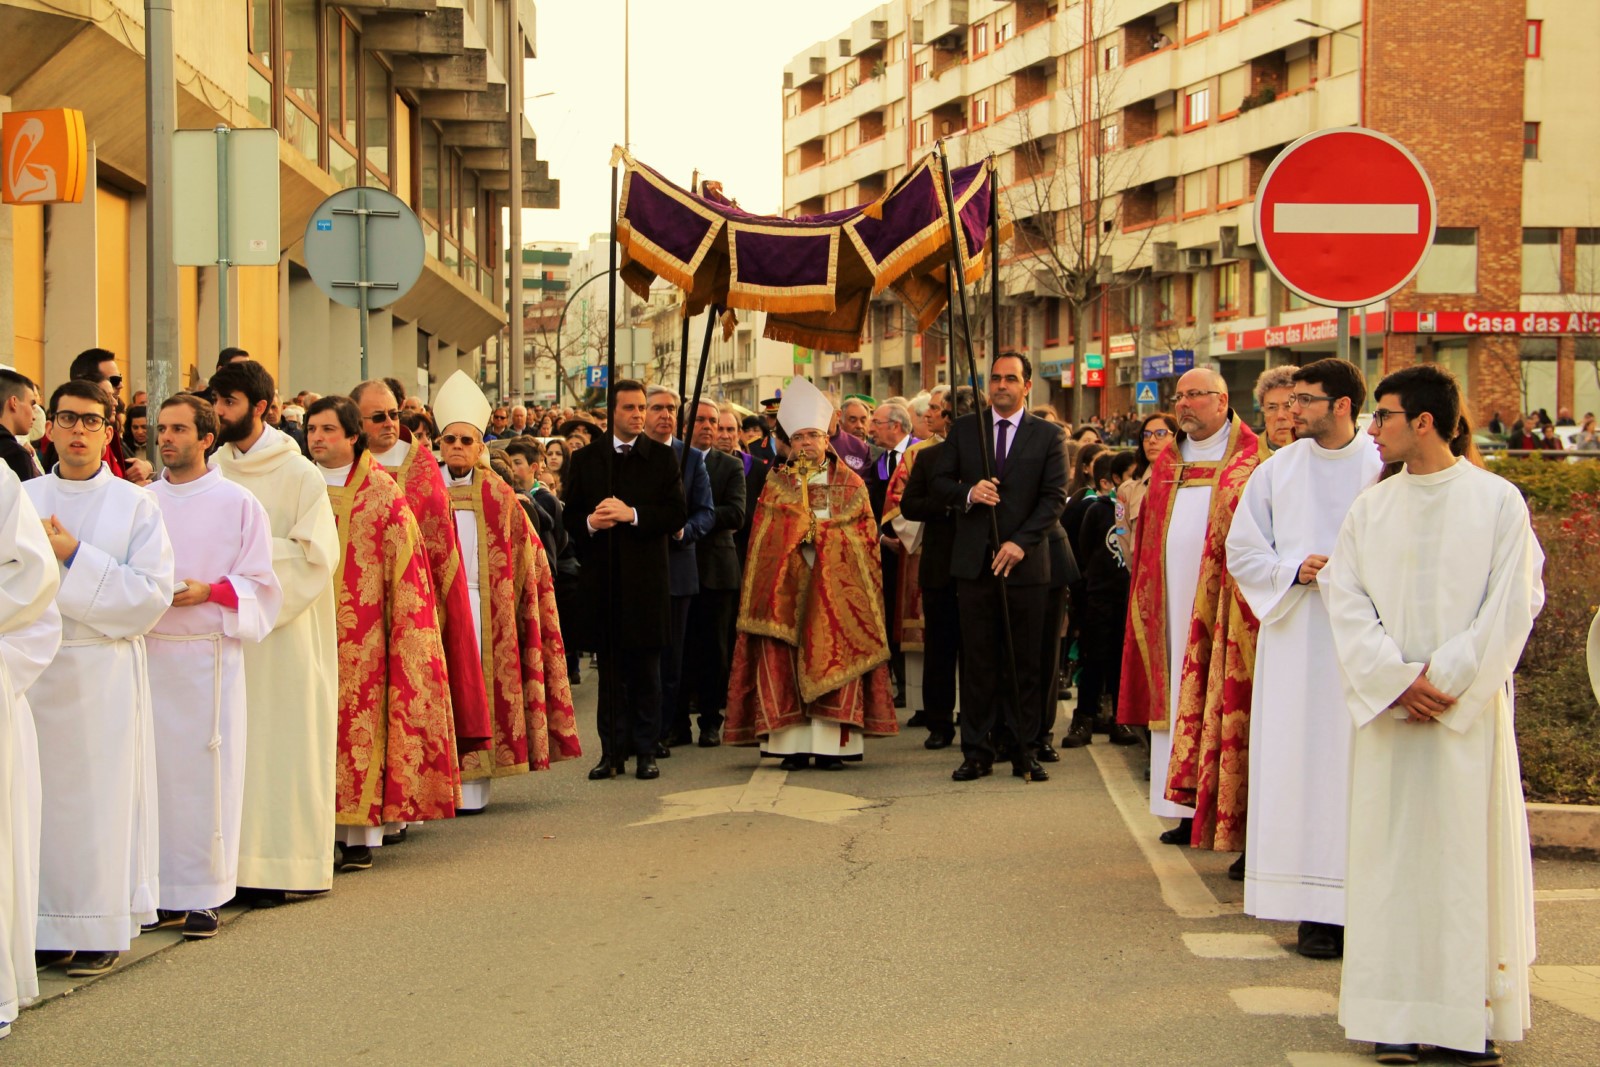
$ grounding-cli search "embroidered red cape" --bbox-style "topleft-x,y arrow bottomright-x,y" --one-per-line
387,444 -> 493,754
327,453 -> 459,826
880,438 -> 933,651
450,467 -> 581,780
724,458 -> 898,743
1117,416 -> 1266,850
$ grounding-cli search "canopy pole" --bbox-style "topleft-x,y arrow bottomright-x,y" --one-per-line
935,142 -> 1030,781
603,161 -> 624,776
682,308 -> 717,476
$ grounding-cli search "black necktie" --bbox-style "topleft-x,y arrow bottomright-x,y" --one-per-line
617,442 -> 632,456
886,449 -> 898,479
995,419 -> 1010,477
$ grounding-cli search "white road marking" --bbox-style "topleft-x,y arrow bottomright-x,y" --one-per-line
1534,887 -> 1600,902
1530,964 -> 1600,1023
1229,986 -> 1338,1016
1184,932 -> 1289,959
1285,1053 -> 1375,1066
1273,202 -> 1419,235
1088,744 -> 1232,919
629,765 -> 874,827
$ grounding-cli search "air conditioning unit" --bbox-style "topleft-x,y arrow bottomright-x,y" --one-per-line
1153,242 -> 1179,274
1219,225 -> 1238,260
871,19 -> 888,39
1115,363 -> 1139,386
1182,248 -> 1211,271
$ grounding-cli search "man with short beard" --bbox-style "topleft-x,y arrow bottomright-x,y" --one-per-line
1120,367 -> 1266,852
352,379 -> 492,788
146,395 -> 281,938
210,360 -> 339,906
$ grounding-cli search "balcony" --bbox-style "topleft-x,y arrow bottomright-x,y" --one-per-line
919,0 -> 971,42
843,74 -> 892,120
1234,87 -> 1312,156
1118,135 -> 1181,187
911,61 -> 969,116
998,16 -> 1061,75
841,135 -> 899,186
1108,49 -> 1177,112
784,101 -> 828,147
784,162 -> 830,210
1236,0 -> 1360,61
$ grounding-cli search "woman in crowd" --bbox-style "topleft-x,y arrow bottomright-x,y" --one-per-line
1118,411 -> 1178,563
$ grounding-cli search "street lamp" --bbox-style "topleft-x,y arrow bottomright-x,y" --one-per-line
552,266 -> 620,407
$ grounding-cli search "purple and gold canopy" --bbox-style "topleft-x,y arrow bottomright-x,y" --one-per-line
613,146 -> 1009,353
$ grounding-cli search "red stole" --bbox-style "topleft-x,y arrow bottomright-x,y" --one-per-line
450,469 -> 581,781
881,439 -> 932,650
326,453 -> 460,825
388,445 -> 493,753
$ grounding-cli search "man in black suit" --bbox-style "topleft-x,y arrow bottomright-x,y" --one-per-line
678,399 -> 747,747
867,401 -> 917,707
643,386 -> 715,753
562,379 -> 688,780
928,353 -> 1068,782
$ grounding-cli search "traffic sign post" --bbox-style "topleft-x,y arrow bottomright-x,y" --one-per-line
1254,127 -> 1436,369
303,188 -> 425,380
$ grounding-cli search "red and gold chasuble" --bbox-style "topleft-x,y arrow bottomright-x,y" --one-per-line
327,454 -> 460,827
724,457 -> 898,744
1118,417 -> 1266,850
387,442 -> 493,754
880,438 -> 934,651
450,469 -> 581,781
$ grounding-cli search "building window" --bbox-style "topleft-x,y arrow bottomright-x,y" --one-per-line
1414,228 -> 1478,294
916,118 -> 930,146
1185,0 -> 1213,39
1185,86 -> 1210,127
1522,228 -> 1561,293
1215,262 -> 1240,313
364,54 -> 391,185
1526,20 -> 1542,58
973,24 -> 988,55
1523,122 -> 1540,161
973,98 -> 989,126
1156,276 -> 1175,323
246,0 -> 274,127
1182,170 -> 1210,214
1104,44 -> 1120,70
1043,297 -> 1061,346
1578,229 -> 1600,292
997,21 -> 1011,45
1102,121 -> 1120,151
914,60 -> 929,81
282,0 -> 321,163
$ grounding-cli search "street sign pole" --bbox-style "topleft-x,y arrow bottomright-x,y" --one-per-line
331,187 -> 402,380
1337,305 -> 1349,370
214,125 -> 230,354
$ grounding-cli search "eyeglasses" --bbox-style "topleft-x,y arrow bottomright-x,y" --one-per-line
1173,389 -> 1222,402
51,410 -> 108,431
107,375 -> 123,389
1290,393 -> 1334,407
1370,408 -> 1410,428
438,433 -> 479,446
365,409 -> 401,424
1141,428 -> 1173,440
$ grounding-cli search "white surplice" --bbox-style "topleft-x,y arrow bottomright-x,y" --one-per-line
1226,432 -> 1381,924
1323,459 -> 1545,1053
0,472 -> 60,1022
444,466 -> 493,811
1149,426 -> 1226,818
24,466 -> 175,951
219,426 -> 340,892
149,467 -> 282,910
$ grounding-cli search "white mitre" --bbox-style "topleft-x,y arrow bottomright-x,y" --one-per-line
433,370 -> 492,433
777,376 -> 834,437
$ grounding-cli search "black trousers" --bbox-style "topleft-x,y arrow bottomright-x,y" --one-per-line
597,647 -> 662,759
1076,599 -> 1127,722
920,583 -> 961,726
955,577 -> 1047,762
680,587 -> 738,733
882,549 -> 905,693
657,594 -> 694,741
1037,583 -> 1070,747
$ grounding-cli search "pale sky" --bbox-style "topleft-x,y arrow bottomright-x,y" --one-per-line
522,0 -> 874,246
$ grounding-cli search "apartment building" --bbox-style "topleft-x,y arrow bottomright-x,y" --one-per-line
505,239 -> 573,400
781,1 -> 1600,422
3,0 -> 556,403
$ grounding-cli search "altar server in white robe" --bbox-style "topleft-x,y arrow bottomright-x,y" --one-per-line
0,467 -> 59,1035
147,395 -> 280,938
1225,358 -> 1382,961
24,380 -> 174,978
1324,363 -> 1544,1066
210,360 -> 339,906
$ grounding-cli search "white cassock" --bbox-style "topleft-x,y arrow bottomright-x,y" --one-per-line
0,472 -> 60,1024
1150,425 -> 1226,818
149,467 -> 282,910
444,466 -> 492,811
1324,458 -> 1544,1053
218,426 -> 339,892
1225,432 -> 1382,924
24,466 -> 175,951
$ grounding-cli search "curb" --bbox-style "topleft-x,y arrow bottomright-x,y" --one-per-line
1529,802 -> 1600,861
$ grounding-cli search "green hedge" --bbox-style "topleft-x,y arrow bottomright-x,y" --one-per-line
1492,457 -> 1600,512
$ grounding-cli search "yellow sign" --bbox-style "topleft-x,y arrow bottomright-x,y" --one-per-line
2,108 -> 87,204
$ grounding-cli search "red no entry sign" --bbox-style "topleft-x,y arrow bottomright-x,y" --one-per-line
1254,127 -> 1436,308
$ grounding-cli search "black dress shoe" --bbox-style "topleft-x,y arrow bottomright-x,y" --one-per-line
923,729 -> 955,750
906,710 -> 929,728
635,756 -> 660,780
1036,742 -> 1060,763
697,730 -> 721,748
1451,1041 -> 1502,1067
1012,758 -> 1048,782
654,742 -> 672,759
1228,853 -> 1246,881
814,756 -> 844,771
1296,920 -> 1344,959
1107,723 -> 1139,745
892,691 -> 906,708
588,756 -> 621,780
1159,818 -> 1193,845
1373,1044 -> 1420,1065
1061,715 -> 1094,748
665,731 -> 694,748
779,754 -> 809,771
951,758 -> 992,782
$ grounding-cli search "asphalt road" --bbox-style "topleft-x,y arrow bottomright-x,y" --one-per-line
10,679 -> 1600,1066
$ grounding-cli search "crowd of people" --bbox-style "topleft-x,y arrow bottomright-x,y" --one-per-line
0,344 -> 1547,1065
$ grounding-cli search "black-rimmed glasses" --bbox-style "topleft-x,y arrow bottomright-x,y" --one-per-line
1370,408 -> 1409,428
51,411 -> 108,431
365,409 -> 401,424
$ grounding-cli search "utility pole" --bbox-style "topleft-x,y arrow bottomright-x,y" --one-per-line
507,2 -> 525,403
144,0 -> 179,463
